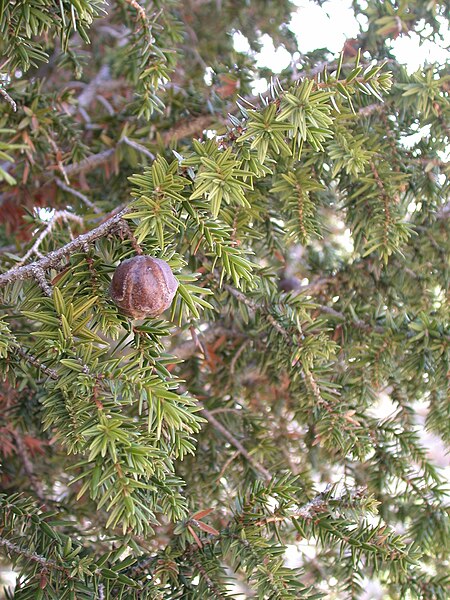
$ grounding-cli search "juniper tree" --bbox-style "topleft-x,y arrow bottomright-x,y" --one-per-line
0,0 -> 449,598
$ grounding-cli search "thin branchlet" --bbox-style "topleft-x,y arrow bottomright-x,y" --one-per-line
0,537 -> 69,575
0,208 -> 128,291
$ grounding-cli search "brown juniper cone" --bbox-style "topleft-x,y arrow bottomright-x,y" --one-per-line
110,255 -> 179,318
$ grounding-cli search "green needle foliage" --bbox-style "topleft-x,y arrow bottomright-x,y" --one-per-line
0,0 -> 449,598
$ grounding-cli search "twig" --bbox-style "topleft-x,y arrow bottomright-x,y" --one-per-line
74,65 -> 110,112
31,266 -> 53,296
96,95 -> 115,116
200,405 -> 272,481
0,208 -> 128,289
117,219 -> 143,254
17,210 -> 84,266
224,284 -> 290,340
170,326 -> 232,360
0,86 -> 17,112
15,347 -> 58,380
62,135 -> 155,179
223,283 -> 327,405
63,148 -> 116,177
230,339 -> 250,374
55,178 -> 102,214
124,0 -> 147,24
130,486 -> 367,579
317,304 -> 384,333
161,114 -> 220,145
191,556 -> 228,599
120,136 -> 155,160
251,486 -> 366,527
0,244 -> 18,255
0,537 -> 68,574
0,86 -> 150,189
48,137 -> 70,185
216,449 -> 240,482
358,103 -> 385,117
303,368 -> 323,405
370,160 -> 392,246
11,430 -> 46,502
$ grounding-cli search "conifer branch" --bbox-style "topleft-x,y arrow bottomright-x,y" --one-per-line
223,283 -> 327,402
0,87 -> 17,112
55,178 -> 102,214
370,160 -> 392,246
200,405 -> 272,481
57,135 -> 154,180
358,103 -> 385,117
131,487 -> 360,577
0,537 -> 69,575
62,148 -> 116,177
15,347 -> 59,380
10,324 -> 272,485
171,326 -> 234,359
191,556 -> 228,599
11,430 -> 46,502
120,136 -> 155,160
74,65 -> 111,112
162,115 -> 223,144
124,0 -> 147,24
252,486 -> 361,526
17,211 -> 84,267
223,285 -> 290,341
0,208 -> 128,289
